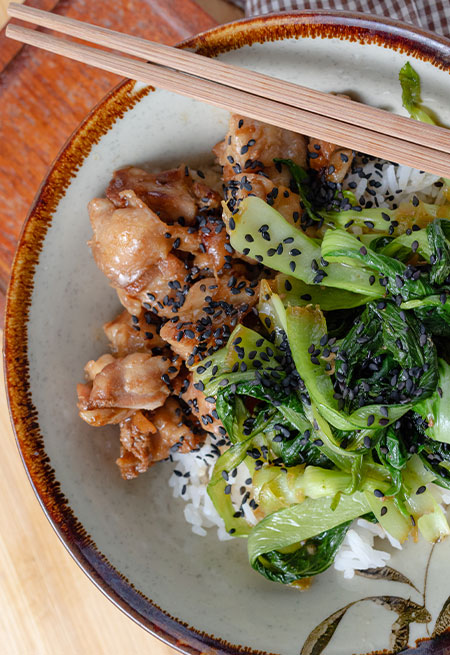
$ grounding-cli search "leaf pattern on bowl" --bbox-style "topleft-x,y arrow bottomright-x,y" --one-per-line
355,566 -> 419,592
300,543 -> 450,655
432,595 -> 450,638
300,597 -> 430,655
300,602 -> 356,655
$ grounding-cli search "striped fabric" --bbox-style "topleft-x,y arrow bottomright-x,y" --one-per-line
231,0 -> 450,37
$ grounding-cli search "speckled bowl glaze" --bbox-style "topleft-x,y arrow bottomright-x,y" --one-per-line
4,11 -> 450,655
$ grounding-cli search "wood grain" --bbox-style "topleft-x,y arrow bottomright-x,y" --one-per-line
0,0 -> 215,304
0,332 -> 176,655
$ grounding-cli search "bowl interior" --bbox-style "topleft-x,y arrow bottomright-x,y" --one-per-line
7,16 -> 450,655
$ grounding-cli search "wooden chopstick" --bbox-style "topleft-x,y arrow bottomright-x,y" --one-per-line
5,13 -> 450,178
7,2 -> 450,157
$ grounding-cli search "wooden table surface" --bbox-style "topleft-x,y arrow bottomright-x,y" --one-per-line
0,1 -> 243,653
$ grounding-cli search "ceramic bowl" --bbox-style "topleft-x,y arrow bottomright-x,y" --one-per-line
4,11 -> 450,655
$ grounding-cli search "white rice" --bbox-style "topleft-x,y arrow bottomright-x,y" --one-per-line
168,156 -> 449,578
169,439 -> 450,577
169,433 -> 256,542
334,519 -> 401,579
343,155 -> 446,209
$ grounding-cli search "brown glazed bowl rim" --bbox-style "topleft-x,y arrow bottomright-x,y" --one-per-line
3,10 -> 450,655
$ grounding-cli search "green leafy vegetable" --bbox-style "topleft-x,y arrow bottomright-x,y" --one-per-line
252,522 -> 351,584
399,61 -> 436,125
275,158 -> 322,225
248,493 -> 370,567
201,62 -> 450,586
229,196 -> 384,297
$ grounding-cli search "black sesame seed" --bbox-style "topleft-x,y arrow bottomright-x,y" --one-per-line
380,506 -> 388,516
373,489 -> 384,498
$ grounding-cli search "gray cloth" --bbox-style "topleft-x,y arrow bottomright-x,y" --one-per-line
230,0 -> 450,37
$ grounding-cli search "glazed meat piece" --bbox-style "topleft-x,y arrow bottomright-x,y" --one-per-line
159,274 -> 259,363
197,215 -> 231,273
90,188 -> 228,314
214,115 -> 307,187
78,354 -> 134,426
308,137 -> 353,183
151,397 -> 200,456
116,410 -> 156,479
103,310 -> 165,356
117,254 -> 189,320
78,352 -> 180,412
106,165 -> 221,224
181,374 -> 224,437
77,389 -> 134,427
88,191 -> 172,288
84,353 -> 115,380
116,398 -> 201,480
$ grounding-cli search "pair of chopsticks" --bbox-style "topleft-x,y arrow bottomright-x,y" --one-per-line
6,3 -> 450,178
